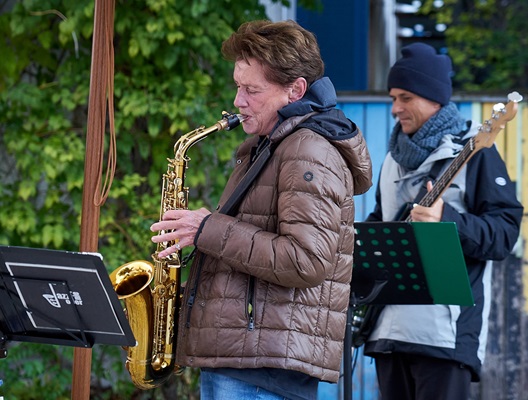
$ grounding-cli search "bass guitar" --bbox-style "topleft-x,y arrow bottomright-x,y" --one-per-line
350,91 -> 523,348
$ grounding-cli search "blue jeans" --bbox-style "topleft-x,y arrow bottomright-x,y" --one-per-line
200,370 -> 288,400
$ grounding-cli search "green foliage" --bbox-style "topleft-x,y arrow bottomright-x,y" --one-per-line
0,0 -> 269,261
0,0 -> 302,398
421,0 -> 528,91
0,343 -> 72,399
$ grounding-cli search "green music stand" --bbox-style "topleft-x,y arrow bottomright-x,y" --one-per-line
351,221 -> 473,306
343,222 -> 473,400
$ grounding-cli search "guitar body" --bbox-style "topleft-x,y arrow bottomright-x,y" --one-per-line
349,92 -> 521,349
350,303 -> 385,348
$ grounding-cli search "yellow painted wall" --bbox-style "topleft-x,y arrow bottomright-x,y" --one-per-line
520,103 -> 528,312
484,100 -> 527,311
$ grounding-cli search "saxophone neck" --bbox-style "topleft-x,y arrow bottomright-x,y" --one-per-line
173,112 -> 244,158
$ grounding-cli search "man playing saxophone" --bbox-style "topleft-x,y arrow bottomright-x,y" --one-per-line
150,20 -> 372,400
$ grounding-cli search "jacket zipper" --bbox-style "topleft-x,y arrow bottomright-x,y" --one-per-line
247,276 -> 255,331
185,253 -> 204,327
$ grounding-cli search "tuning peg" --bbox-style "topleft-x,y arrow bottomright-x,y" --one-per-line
492,103 -> 505,112
507,91 -> 523,103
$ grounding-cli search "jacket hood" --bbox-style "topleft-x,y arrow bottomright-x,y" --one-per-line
271,77 -> 372,196
277,77 -> 358,141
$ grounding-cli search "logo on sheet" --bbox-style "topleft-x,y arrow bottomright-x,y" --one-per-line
42,284 -> 83,308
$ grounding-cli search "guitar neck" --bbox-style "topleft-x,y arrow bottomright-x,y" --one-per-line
402,137 -> 475,222
418,137 -> 476,208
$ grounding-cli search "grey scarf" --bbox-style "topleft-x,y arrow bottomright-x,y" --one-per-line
389,102 -> 467,170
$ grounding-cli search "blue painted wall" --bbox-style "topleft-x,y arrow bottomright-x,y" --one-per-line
297,1 -> 369,91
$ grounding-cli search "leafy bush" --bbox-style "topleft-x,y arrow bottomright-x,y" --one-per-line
421,0 -> 528,91
0,0 -> 269,398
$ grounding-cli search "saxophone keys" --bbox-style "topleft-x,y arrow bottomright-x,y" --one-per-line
151,355 -> 163,371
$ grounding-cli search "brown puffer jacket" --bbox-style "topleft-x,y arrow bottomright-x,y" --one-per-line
176,114 -> 372,383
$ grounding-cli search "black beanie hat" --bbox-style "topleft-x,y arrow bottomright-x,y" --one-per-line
388,43 -> 452,105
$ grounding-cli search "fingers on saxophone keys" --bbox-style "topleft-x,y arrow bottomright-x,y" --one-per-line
151,228 -> 176,243
158,243 -> 179,259
151,233 -> 164,243
158,250 -> 171,259
150,222 -> 161,232
151,221 -> 174,232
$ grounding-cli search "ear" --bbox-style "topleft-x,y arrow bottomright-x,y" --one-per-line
288,77 -> 307,103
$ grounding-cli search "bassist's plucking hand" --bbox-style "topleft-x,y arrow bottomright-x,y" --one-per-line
409,181 -> 444,222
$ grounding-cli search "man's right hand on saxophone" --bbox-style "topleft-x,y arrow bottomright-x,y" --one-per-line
151,207 -> 210,259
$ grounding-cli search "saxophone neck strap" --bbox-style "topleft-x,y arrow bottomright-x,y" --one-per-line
220,111 -> 320,217
219,143 -> 274,216
186,128 -> 276,322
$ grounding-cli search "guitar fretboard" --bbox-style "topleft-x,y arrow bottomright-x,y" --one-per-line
404,136 -> 476,222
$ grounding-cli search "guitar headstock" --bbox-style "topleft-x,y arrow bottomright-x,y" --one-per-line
474,91 -> 523,150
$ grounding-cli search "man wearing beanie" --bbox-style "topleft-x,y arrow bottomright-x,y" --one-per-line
362,42 -> 523,400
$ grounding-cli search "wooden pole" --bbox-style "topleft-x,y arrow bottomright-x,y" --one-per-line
72,0 -> 115,398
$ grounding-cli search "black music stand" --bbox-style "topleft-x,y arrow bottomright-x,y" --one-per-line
0,245 -> 135,358
342,221 -> 474,400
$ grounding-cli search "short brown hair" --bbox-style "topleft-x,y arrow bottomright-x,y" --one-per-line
222,20 -> 324,87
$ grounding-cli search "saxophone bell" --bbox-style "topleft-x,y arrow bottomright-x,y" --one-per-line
110,260 -> 154,300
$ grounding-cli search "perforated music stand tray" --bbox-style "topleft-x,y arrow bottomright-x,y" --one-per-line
0,245 -> 135,351
343,222 -> 474,400
351,221 -> 474,306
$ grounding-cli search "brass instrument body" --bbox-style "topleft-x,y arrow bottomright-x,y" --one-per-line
110,112 -> 243,389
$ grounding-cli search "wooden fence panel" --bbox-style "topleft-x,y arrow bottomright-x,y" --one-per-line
470,256 -> 526,400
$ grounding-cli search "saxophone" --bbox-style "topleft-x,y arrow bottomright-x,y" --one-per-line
110,111 -> 244,389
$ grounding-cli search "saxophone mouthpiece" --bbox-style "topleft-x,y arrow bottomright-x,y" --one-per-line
222,111 -> 246,130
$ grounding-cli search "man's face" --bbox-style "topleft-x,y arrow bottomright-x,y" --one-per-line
389,88 -> 442,135
233,58 -> 291,136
